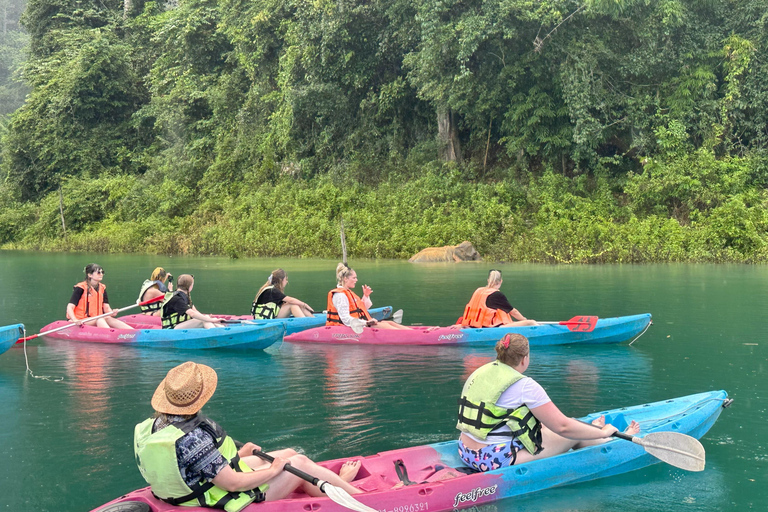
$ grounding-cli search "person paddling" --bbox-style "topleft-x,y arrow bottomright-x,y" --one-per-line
66,263 -> 133,329
456,333 -> 639,471
456,269 -> 536,328
327,263 -> 410,331
134,361 -> 362,509
161,274 -> 225,329
252,269 -> 314,319
138,267 -> 173,317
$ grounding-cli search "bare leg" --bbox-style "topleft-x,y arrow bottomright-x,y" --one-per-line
260,455 -> 362,501
373,320 -> 411,330
105,316 -> 135,330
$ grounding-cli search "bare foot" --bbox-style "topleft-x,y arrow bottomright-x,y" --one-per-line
339,460 -> 361,482
591,415 -> 606,428
624,420 -> 640,436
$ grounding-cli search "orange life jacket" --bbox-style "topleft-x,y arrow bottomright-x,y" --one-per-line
459,287 -> 512,328
73,281 -> 105,319
326,288 -> 372,326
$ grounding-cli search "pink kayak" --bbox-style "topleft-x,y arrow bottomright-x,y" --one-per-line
285,325 -> 467,345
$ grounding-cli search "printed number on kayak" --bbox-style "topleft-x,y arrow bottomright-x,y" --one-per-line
382,502 -> 429,512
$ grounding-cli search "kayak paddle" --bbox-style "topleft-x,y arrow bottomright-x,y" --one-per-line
16,295 -> 166,343
540,315 -> 598,332
613,430 -> 706,471
391,309 -> 403,324
252,450 -> 376,512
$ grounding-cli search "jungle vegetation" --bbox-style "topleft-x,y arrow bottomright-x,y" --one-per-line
1,0 -> 768,263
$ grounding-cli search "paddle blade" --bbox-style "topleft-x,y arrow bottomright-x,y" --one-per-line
322,482 -> 377,512
631,432 -> 706,471
559,315 -> 598,332
391,309 -> 403,324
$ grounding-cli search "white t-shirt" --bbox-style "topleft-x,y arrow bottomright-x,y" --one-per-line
332,292 -> 373,327
464,376 -> 551,444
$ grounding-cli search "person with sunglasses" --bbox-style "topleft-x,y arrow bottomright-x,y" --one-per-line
456,269 -> 537,328
66,263 -> 134,329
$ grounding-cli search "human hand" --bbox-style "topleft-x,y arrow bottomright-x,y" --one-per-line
362,285 -> 372,297
600,424 -> 619,438
270,456 -> 289,472
240,442 -> 262,457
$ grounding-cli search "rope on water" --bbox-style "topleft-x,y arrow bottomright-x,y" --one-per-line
628,319 -> 653,346
21,327 -> 64,382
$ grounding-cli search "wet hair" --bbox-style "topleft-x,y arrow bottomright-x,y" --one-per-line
256,268 -> 287,299
336,262 -> 354,286
495,334 -> 529,367
177,274 -> 194,292
487,269 -> 502,287
151,267 -> 168,281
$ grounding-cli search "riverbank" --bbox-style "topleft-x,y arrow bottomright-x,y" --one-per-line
3,156 -> 767,263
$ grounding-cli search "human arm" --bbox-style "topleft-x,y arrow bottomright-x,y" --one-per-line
67,288 -> 84,322
361,285 -> 373,309
530,402 -> 618,440
332,293 -> 354,327
185,308 -> 224,324
283,295 -> 313,312
212,456 -> 288,492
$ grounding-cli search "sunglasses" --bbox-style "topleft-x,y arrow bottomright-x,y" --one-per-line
95,269 -> 105,274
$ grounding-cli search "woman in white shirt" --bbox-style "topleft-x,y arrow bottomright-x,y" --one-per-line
456,333 -> 639,471
325,262 -> 410,330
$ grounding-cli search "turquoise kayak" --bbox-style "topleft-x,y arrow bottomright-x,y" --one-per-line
91,390 -> 729,512
119,306 -> 394,336
0,323 -> 24,356
285,313 -> 652,346
38,318 -> 283,350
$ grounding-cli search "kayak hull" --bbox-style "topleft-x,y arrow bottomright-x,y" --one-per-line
284,314 -> 652,346
119,306 -> 394,337
90,390 -> 728,512
38,319 -> 284,350
0,323 -> 24,356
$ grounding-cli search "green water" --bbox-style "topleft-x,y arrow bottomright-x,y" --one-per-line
0,251 -> 764,511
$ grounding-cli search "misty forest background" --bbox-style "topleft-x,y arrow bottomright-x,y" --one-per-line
1,0 -> 767,263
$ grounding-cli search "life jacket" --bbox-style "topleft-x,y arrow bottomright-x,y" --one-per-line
456,361 -> 543,455
326,288 -> 372,326
459,287 -> 513,328
251,286 -> 280,319
161,291 -> 192,329
138,280 -> 168,313
134,414 -> 267,512
72,281 -> 105,319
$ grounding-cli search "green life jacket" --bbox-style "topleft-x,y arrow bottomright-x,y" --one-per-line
456,361 -> 543,455
251,286 -> 280,319
161,291 -> 192,329
138,280 -> 167,313
134,415 -> 267,512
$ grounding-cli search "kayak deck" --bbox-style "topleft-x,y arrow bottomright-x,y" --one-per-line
91,390 -> 728,512
0,323 -> 24,356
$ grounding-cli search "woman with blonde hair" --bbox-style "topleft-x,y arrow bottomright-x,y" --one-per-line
138,267 -> 173,316
326,262 -> 410,330
457,269 -> 536,328
456,333 -> 639,471
252,269 -> 314,319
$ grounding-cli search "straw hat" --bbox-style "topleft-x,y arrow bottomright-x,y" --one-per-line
151,362 -> 218,415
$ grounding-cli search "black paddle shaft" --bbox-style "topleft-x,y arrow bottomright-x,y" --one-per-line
252,450 -> 321,487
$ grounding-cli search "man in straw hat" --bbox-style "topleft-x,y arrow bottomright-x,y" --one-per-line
135,362 -> 361,511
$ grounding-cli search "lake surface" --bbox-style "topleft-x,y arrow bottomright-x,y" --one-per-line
0,251 -> 764,511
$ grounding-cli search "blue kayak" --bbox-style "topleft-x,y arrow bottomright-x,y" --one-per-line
0,323 -> 24,356
119,306 -> 394,337
91,390 -> 729,512
38,319 -> 284,350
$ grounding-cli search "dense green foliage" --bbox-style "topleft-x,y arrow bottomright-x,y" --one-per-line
2,0 -> 768,262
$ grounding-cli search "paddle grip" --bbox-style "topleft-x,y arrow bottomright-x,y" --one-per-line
252,450 -> 320,486
611,431 -> 634,442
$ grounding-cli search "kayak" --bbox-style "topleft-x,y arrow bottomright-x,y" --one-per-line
38,318 -> 284,350
0,324 -> 24,356
91,389 -> 729,512
284,313 -> 652,346
118,306 -> 394,337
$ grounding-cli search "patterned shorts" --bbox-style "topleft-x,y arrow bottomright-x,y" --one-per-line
458,439 -> 524,472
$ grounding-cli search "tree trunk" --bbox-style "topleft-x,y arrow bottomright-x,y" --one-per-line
123,0 -> 131,18
437,107 -> 461,162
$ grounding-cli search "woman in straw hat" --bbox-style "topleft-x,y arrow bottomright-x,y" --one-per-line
138,267 -> 174,316
135,362 -> 362,510
456,334 -> 639,472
